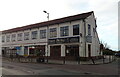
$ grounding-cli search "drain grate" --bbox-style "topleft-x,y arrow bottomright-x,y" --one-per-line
84,72 -> 91,74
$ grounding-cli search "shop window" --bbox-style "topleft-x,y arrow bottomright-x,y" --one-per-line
49,28 -> 57,38
31,31 -> 38,39
17,33 -> 23,41
73,24 -> 79,35
24,32 -> 29,40
66,45 -> 79,57
40,29 -> 46,39
60,26 -> 69,37
29,48 -> 35,55
24,46 -> 28,55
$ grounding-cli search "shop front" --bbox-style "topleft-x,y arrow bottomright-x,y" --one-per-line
65,45 -> 79,61
48,36 -> 80,61
50,45 -> 61,60
29,45 -> 45,56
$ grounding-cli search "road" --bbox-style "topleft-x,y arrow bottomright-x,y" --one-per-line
2,58 -> 119,75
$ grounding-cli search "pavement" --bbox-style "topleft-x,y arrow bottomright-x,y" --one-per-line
2,55 -> 116,65
2,57 -> 119,75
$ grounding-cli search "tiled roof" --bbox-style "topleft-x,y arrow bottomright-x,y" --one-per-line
2,11 -> 93,34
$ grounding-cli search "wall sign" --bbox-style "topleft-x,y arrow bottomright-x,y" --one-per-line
48,36 -> 79,44
86,35 -> 92,43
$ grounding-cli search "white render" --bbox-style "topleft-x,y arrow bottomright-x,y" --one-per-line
2,11 -> 101,58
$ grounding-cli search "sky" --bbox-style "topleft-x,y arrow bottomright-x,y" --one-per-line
0,0 -> 118,51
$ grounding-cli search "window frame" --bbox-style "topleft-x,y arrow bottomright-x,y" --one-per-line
40,29 -> 46,39
88,24 -> 91,35
2,36 -> 5,42
73,24 -> 80,35
17,33 -> 23,41
24,32 -> 30,40
31,31 -> 38,39
49,28 -> 57,38
11,34 -> 16,42
60,26 -> 69,37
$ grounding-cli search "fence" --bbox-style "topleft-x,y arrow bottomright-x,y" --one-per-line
3,55 -> 116,65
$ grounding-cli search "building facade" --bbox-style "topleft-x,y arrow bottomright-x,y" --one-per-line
2,11 -> 101,60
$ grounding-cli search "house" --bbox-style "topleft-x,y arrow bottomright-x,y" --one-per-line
2,11 -> 101,61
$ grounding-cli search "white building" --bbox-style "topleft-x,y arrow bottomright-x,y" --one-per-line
2,11 -> 101,60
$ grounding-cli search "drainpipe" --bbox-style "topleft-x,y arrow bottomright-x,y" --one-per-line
83,19 -> 86,58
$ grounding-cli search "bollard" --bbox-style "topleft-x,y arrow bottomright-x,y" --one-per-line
63,57 -> 65,64
109,55 -> 111,63
103,55 -> 105,64
78,57 -> 80,64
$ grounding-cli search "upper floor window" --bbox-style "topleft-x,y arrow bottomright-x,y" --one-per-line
11,34 -> 16,42
17,33 -> 23,41
49,28 -> 57,38
31,31 -> 38,39
88,24 -> 91,35
60,26 -> 69,37
24,32 -> 30,40
40,29 -> 46,39
2,36 -> 5,42
6,35 -> 10,42
93,28 -> 96,37
73,24 -> 79,35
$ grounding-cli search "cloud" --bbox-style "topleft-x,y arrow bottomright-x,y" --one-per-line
0,0 -> 118,50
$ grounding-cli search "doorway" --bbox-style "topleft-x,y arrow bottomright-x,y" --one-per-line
88,44 -> 91,58
50,45 -> 61,59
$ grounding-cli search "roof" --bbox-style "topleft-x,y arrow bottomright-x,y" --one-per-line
2,11 -> 93,34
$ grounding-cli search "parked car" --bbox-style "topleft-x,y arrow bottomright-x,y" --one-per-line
115,53 -> 120,57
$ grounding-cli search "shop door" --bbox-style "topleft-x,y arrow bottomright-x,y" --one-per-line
50,46 -> 61,57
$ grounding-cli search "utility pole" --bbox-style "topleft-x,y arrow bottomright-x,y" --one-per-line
43,10 -> 49,63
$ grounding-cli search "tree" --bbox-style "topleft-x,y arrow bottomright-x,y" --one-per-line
100,40 -> 110,49
100,40 -> 113,55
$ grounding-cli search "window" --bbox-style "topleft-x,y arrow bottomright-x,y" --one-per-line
11,34 -> 16,42
40,29 -> 46,39
2,36 -> 5,42
17,33 -> 23,41
66,45 -> 79,57
31,31 -> 38,39
93,28 -> 96,37
24,32 -> 29,40
49,28 -> 57,38
6,35 -> 10,42
73,24 -> 79,35
60,26 -> 69,37
88,24 -> 91,35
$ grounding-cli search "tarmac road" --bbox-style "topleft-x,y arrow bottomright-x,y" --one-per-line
2,57 -> 119,76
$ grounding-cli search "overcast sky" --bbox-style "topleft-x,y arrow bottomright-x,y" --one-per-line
0,0 -> 118,51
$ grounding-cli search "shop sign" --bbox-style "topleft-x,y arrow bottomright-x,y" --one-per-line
15,47 -> 21,50
86,35 -> 92,43
48,36 -> 79,44
69,37 -> 79,43
48,39 -> 56,44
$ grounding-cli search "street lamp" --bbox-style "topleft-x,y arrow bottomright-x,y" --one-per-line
43,10 -> 49,63
43,10 -> 49,21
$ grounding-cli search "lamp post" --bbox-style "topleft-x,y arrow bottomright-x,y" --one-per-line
43,10 -> 49,63
43,10 -> 49,21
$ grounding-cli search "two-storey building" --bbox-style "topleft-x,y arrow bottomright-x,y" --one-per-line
2,11 -> 101,60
